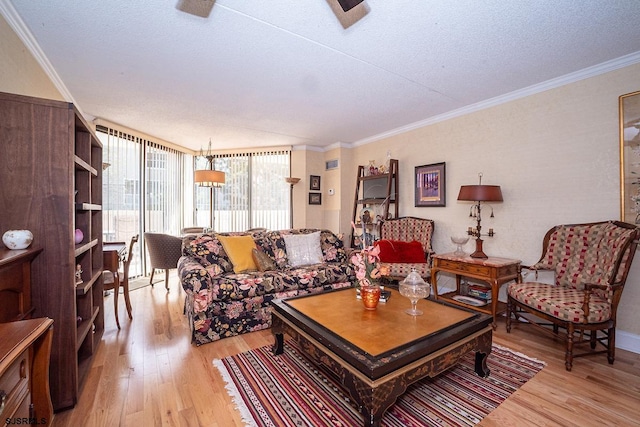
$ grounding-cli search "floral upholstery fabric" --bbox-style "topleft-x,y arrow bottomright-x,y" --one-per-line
179,228 -> 354,345
379,217 -> 434,279
507,282 -> 611,323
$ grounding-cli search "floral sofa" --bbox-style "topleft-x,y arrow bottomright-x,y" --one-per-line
178,229 -> 355,345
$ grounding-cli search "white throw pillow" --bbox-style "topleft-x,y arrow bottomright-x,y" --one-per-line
283,231 -> 324,267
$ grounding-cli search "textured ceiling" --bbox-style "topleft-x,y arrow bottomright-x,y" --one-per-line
4,0 -> 640,152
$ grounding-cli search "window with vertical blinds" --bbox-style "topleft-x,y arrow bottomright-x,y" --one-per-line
195,150 -> 290,231
97,125 -> 185,276
145,143 -> 184,234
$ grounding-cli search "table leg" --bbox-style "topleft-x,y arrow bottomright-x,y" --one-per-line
431,269 -> 439,300
490,289 -> 499,330
113,274 -> 121,329
474,351 -> 490,377
271,316 -> 284,355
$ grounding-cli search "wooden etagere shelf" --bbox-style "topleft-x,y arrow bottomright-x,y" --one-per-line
0,91 -> 104,411
350,159 -> 399,247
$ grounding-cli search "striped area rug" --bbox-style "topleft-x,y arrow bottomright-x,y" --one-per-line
214,340 -> 545,427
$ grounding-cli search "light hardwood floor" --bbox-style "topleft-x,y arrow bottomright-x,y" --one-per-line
52,276 -> 640,426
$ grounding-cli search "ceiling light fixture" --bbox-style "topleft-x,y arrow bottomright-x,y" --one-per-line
194,139 -> 225,188
195,139 -> 226,229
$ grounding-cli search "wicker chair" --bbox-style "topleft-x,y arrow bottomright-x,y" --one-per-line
144,232 -> 183,291
103,235 -> 139,329
506,221 -> 640,371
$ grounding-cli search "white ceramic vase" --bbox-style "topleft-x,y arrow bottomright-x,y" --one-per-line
2,229 -> 33,250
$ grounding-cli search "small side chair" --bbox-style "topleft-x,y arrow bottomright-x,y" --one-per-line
506,221 -> 639,371
144,232 -> 183,291
103,234 -> 139,329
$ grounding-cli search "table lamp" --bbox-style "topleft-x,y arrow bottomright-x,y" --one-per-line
457,173 -> 503,259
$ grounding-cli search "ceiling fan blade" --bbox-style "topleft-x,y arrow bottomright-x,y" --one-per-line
176,0 -> 215,18
336,0 -> 364,12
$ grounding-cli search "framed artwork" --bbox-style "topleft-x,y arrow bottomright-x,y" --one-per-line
415,162 -> 446,207
620,90 -> 640,224
310,175 -> 321,191
309,192 -> 322,205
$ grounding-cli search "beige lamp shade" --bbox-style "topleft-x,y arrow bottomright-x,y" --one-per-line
285,177 -> 301,185
194,170 -> 225,187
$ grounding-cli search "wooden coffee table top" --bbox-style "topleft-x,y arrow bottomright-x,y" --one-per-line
285,288 -> 475,356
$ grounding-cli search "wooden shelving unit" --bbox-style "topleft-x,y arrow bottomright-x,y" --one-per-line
350,159 -> 399,247
0,91 -> 104,411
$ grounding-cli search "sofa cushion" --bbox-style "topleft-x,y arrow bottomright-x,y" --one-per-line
181,234 -> 233,273
507,281 -> 611,323
196,262 -> 354,304
283,231 -> 324,267
319,230 -> 348,263
217,235 -> 258,273
375,239 -> 426,263
252,248 -> 276,272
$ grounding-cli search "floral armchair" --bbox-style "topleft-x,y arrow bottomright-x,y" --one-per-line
506,221 -> 640,371
376,216 -> 435,281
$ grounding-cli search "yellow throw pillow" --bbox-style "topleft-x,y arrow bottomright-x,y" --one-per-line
217,235 -> 258,273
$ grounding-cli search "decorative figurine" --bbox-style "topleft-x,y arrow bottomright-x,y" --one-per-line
75,264 -> 83,284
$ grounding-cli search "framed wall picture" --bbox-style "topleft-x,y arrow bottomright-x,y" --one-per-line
620,90 -> 640,224
310,175 -> 321,191
415,162 -> 446,207
309,192 -> 322,205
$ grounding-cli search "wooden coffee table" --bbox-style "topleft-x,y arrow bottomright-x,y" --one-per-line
271,288 -> 493,427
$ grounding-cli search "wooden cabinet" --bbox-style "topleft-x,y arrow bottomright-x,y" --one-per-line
0,318 -> 54,426
0,247 -> 42,323
351,159 -> 399,247
0,92 -> 104,411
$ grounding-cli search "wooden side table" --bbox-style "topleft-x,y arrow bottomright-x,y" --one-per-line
431,253 -> 521,329
0,317 -> 54,425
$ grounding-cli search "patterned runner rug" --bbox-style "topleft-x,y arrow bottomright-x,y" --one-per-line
214,340 -> 544,427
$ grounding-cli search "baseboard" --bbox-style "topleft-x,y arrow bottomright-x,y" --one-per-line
617,330 -> 640,354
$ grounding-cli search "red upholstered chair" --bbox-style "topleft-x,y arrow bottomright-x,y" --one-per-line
377,217 -> 435,281
506,221 -> 640,371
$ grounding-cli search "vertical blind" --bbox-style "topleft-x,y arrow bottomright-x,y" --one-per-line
145,143 -> 184,234
98,125 -> 185,276
196,150 -> 290,232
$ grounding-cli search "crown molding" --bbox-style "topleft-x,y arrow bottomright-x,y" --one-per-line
0,0 -> 84,116
353,51 -> 640,147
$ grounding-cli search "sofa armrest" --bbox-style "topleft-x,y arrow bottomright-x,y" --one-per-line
178,256 -> 215,294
